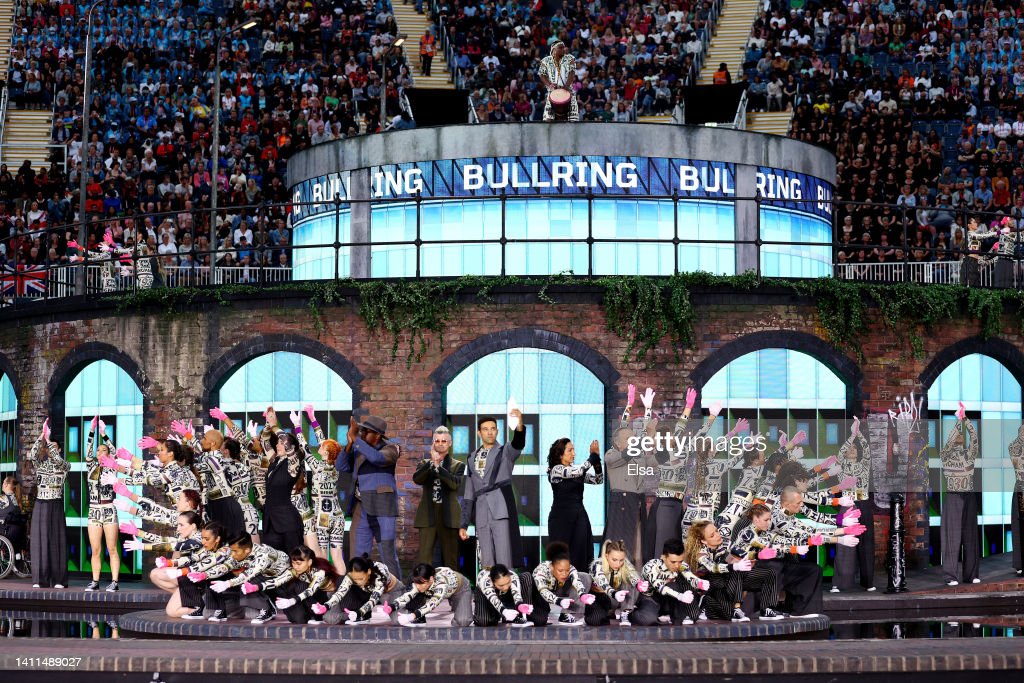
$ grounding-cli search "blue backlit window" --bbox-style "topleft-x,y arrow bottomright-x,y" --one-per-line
62,361 -> 144,576
926,354 -> 1021,561
759,208 -> 832,277
292,211 -> 351,280
445,348 -> 605,571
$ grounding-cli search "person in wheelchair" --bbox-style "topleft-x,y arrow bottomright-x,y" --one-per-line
1,474 -> 27,554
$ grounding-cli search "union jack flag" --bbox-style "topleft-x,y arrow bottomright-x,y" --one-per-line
1,265 -> 48,297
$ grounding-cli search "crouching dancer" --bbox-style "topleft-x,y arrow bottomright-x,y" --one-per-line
586,539 -> 644,626
384,563 -> 474,627
251,545 -> 339,624
631,539 -> 704,625
473,564 -> 543,627
527,541 -> 594,626
206,532 -> 290,624
312,554 -> 405,624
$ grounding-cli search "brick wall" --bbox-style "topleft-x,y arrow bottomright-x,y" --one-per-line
1,284 -> 1021,572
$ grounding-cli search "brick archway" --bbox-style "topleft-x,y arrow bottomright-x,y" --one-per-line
428,327 -> 621,437
689,330 -> 864,413
201,334 -> 365,412
918,336 -> 1024,413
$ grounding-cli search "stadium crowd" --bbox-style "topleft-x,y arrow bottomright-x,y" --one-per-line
2,0 -> 1024,283
744,0 -> 1024,270
3,0 -> 417,275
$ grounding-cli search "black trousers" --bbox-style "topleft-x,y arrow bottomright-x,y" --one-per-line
742,562 -> 781,612
703,571 -> 742,619
548,503 -> 593,572
417,505 -> 459,569
583,590 -> 617,626
645,497 -> 682,561
207,496 -> 245,539
1012,491 -> 1023,572
264,580 -> 328,624
263,505 -> 304,554
30,498 -> 67,587
1,520 -> 26,552
205,584 -> 244,617
834,498 -> 876,590
605,491 -> 648,567
473,574 -> 546,627
941,491 -> 980,583
177,574 -> 206,610
764,558 -> 822,615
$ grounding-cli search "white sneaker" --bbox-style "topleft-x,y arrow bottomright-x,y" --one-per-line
32,584 -> 40,588
657,615 -> 672,624
54,584 -> 65,589
946,580 -> 959,586
971,578 -> 981,584
681,617 -> 694,625
866,587 -> 877,592
829,587 -> 840,593
698,610 -> 708,621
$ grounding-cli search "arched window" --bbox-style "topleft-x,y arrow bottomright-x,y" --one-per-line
926,354 -> 1021,563
214,351 -> 354,444
702,348 -> 850,573
444,348 -> 606,570
62,361 -> 144,576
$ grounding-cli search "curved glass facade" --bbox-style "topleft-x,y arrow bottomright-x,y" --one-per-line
364,198 -> 737,278
292,211 -> 351,280
290,156 -> 833,279
759,207 -> 833,278
444,348 -> 605,572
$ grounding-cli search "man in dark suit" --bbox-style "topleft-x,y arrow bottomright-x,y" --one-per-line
413,426 -> 465,569
337,415 -> 402,580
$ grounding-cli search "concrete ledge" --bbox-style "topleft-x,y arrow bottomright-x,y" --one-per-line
0,582 -> 167,613
118,609 -> 829,641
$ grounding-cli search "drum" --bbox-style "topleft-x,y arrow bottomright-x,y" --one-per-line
548,88 -> 571,119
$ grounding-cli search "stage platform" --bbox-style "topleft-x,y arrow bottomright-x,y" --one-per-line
115,608 -> 828,641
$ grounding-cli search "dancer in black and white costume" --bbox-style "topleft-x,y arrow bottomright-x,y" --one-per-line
528,541 -> 593,626
585,539 -> 643,626
473,564 -> 542,627
630,538 -> 702,625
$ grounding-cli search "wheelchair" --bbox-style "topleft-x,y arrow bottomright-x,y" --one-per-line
0,527 -> 31,579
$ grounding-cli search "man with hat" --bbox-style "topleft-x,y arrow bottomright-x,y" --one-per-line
337,415 -> 402,580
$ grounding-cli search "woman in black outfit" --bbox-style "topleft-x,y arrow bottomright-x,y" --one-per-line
546,438 -> 604,571
262,429 -> 305,553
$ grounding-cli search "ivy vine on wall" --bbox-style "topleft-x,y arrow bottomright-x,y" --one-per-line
107,273 -> 1024,366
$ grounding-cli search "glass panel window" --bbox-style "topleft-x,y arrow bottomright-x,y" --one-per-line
702,349 -> 849,576
62,361 -> 144,577
445,348 -> 604,573
926,353 -> 1021,563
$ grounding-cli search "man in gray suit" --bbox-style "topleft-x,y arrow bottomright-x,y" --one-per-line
459,410 -> 526,569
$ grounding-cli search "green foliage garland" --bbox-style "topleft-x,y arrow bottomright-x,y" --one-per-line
103,273 -> 1024,366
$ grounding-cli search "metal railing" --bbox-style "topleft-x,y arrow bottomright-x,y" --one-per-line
835,260 -> 1000,287
1,197 -> 1020,311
